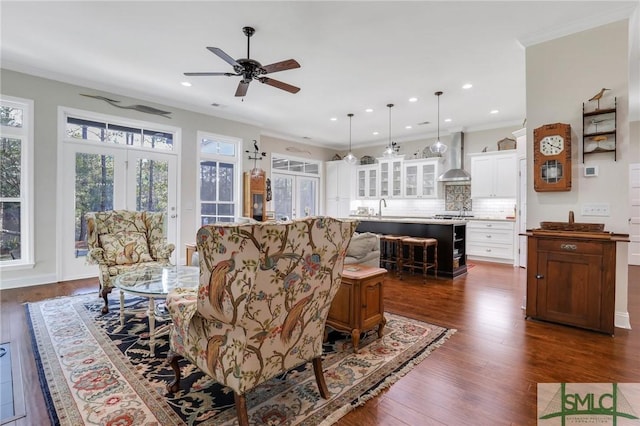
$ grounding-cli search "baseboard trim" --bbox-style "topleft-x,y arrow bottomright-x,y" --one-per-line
0,273 -> 57,290
615,311 -> 632,330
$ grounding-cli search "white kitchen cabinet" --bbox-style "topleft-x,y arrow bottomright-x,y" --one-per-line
469,151 -> 517,198
466,220 -> 515,263
403,158 -> 440,198
356,164 -> 378,199
378,157 -> 403,198
325,160 -> 353,217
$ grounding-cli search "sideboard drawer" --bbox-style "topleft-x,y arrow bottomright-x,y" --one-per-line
537,239 -> 604,255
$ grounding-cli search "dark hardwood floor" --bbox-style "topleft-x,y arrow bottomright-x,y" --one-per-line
1,261 -> 638,425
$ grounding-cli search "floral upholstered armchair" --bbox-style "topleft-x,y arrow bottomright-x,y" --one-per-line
86,210 -> 175,313
165,216 -> 358,426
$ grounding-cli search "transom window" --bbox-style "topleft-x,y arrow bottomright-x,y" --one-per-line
66,117 -> 174,150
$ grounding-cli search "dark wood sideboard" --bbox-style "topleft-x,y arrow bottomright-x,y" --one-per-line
525,230 -> 629,335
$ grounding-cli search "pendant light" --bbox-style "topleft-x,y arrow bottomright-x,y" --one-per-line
343,113 -> 358,165
383,103 -> 396,158
429,91 -> 448,155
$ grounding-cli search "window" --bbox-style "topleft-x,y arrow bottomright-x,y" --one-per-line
0,96 -> 34,268
198,132 -> 241,225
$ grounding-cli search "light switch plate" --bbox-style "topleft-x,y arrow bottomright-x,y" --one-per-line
581,203 -> 610,216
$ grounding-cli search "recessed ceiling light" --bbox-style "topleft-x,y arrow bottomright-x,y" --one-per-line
365,108 -> 373,113
330,117 -> 338,121
373,131 -> 379,135
462,83 -> 473,89
405,125 -> 412,129
181,81 -> 192,87
490,109 -> 499,114
409,97 -> 418,102
444,118 -> 452,122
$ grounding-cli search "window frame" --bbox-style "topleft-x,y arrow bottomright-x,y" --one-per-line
0,95 -> 34,270
196,131 -> 242,225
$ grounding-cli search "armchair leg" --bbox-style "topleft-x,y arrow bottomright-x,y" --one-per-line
100,287 -> 111,314
234,392 -> 250,426
312,357 -> 330,399
165,352 -> 183,394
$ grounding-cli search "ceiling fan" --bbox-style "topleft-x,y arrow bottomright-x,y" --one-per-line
184,26 -> 301,97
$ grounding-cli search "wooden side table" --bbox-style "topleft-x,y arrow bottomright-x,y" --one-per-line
326,264 -> 387,353
185,243 -> 197,266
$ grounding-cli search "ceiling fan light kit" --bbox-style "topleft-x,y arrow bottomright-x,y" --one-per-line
184,26 -> 300,97
429,91 -> 448,155
343,113 -> 358,165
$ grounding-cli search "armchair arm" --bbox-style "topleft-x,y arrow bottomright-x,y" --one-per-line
86,247 -> 106,265
151,242 -> 176,262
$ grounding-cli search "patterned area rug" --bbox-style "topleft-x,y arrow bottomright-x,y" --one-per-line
26,293 -> 455,425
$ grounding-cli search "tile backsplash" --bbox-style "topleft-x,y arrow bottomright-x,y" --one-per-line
444,184 -> 472,212
350,196 -> 516,218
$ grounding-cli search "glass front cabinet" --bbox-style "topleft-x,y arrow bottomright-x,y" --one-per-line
356,165 -> 378,199
403,158 -> 440,198
379,157 -> 403,198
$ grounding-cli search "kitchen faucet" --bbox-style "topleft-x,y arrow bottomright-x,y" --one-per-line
378,198 -> 387,218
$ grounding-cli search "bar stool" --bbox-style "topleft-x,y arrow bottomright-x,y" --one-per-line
379,235 -> 409,278
401,237 -> 438,283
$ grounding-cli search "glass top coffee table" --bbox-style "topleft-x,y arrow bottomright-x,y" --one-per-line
113,265 -> 199,356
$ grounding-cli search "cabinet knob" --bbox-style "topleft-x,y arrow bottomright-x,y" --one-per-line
485,235 -> 492,238
536,274 -> 544,279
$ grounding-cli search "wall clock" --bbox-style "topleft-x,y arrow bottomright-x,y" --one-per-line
533,123 -> 572,192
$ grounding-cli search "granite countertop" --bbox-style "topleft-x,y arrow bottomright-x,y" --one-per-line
349,216 -> 467,224
467,217 -> 516,222
349,215 -> 516,224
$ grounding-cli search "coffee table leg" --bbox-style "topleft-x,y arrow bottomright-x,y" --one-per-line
148,298 -> 156,357
119,290 -> 125,327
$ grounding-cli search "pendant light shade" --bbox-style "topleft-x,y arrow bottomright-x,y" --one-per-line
429,91 -> 448,155
343,113 -> 358,165
383,103 -> 396,158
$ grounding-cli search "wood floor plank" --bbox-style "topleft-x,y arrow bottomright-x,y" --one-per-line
1,264 -> 638,425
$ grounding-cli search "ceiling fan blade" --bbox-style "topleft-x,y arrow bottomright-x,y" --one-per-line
184,72 -> 239,77
258,77 -> 300,94
206,47 -> 242,68
261,59 -> 301,74
235,80 -> 250,97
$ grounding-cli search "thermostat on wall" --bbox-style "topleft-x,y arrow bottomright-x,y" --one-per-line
584,165 -> 599,177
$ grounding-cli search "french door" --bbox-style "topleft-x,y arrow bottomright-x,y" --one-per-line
60,143 -> 177,281
272,173 -> 319,220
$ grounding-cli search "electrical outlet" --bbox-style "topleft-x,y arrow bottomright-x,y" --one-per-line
581,203 -> 610,216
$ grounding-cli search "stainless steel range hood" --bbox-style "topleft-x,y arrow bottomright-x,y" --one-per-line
438,131 -> 471,182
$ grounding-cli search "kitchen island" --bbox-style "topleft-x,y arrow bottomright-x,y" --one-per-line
355,217 -> 467,278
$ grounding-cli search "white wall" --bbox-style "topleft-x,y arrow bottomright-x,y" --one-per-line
526,20 -> 630,233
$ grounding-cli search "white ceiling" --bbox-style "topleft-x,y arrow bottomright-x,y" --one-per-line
1,1 -> 636,150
